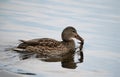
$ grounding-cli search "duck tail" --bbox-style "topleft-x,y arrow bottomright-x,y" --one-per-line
13,48 -> 26,52
19,40 -> 26,43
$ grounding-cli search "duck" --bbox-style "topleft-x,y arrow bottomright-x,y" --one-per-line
14,26 -> 84,57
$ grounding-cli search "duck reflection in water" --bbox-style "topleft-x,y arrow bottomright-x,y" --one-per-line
61,46 -> 84,69
14,26 -> 84,69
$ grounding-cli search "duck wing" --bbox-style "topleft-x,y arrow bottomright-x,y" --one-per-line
17,38 -> 61,49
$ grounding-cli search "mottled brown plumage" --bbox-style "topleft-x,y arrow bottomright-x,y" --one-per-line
14,26 -> 84,57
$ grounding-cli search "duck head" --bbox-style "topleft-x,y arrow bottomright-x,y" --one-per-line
62,26 -> 84,45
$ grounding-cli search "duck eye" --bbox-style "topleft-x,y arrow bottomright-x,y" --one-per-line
72,30 -> 76,33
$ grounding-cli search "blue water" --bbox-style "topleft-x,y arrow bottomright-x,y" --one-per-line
0,0 -> 120,77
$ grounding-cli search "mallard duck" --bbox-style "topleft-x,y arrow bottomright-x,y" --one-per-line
14,26 -> 84,57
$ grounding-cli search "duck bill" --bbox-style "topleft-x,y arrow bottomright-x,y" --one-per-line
75,34 -> 84,45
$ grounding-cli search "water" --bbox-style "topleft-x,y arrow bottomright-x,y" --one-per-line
0,0 -> 120,77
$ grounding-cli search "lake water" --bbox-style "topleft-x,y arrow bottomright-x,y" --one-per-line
0,0 -> 120,77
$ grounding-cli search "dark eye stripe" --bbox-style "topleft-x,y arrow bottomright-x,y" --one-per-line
72,30 -> 76,32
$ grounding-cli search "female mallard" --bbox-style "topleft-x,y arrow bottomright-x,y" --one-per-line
14,26 -> 84,57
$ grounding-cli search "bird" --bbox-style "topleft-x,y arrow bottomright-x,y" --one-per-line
14,26 -> 84,57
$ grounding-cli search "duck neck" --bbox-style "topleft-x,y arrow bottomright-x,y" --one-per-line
62,40 -> 75,51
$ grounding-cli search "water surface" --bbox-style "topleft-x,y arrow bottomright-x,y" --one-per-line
0,0 -> 120,77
